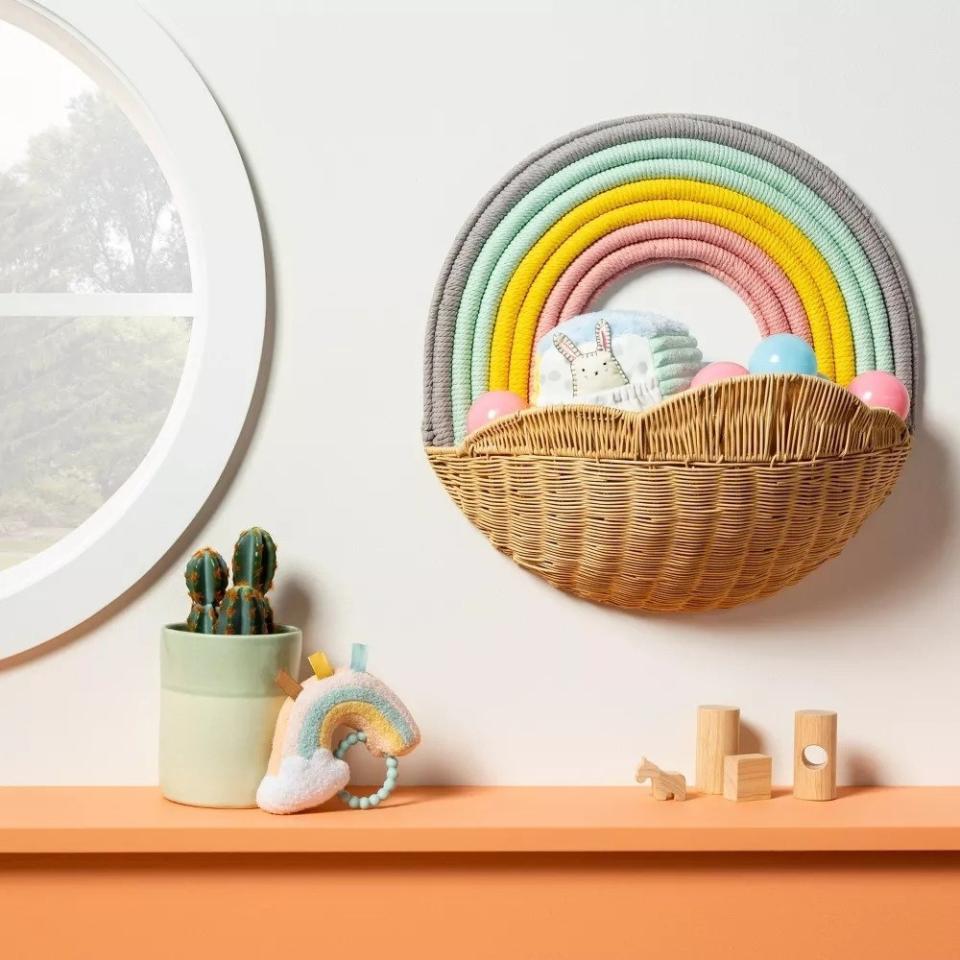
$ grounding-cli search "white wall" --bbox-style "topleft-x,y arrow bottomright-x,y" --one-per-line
1,0 -> 958,786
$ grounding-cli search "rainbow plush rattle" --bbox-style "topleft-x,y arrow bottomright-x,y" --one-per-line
257,643 -> 420,814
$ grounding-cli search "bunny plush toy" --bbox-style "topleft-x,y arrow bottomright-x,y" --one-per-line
533,309 -> 703,412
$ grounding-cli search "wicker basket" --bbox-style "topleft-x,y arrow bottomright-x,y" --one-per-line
427,376 -> 910,612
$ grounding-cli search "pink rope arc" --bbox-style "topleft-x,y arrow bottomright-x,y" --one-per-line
530,219 -> 812,394
573,252 -> 779,330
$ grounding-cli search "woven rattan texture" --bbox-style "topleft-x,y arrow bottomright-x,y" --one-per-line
427,377 -> 910,611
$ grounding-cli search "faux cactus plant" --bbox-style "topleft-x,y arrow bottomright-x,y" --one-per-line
182,530 -> 278,635
232,527 -> 278,594
184,547 -> 229,633
215,585 -> 272,635
187,603 -> 218,633
186,547 -> 229,606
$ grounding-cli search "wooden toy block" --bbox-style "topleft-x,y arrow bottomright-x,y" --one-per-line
723,753 -> 772,801
274,669 -> 303,699
635,757 -> 687,801
696,705 -> 740,795
794,709 -> 838,801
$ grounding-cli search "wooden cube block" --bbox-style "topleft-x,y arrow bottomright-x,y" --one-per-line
723,753 -> 772,802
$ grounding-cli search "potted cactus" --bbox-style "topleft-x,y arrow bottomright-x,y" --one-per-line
160,528 -> 302,808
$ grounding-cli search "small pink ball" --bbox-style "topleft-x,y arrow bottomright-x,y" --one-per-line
847,371 -> 910,420
690,361 -> 750,389
466,391 -> 528,434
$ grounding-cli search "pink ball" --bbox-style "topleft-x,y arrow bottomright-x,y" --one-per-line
848,371 -> 910,420
466,391 -> 528,434
690,361 -> 750,389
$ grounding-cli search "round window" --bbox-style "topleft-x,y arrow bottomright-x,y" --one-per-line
0,0 -> 265,656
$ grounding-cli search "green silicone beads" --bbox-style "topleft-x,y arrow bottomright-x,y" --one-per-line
334,731 -> 399,810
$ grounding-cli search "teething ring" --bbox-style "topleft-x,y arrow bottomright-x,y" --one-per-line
334,731 -> 399,809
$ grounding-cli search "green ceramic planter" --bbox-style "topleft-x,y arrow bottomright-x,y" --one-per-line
160,624 -> 302,808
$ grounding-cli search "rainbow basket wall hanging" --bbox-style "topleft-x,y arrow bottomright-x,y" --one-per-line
423,114 -> 916,612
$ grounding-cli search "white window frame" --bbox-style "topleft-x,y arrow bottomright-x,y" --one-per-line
0,0 -> 265,656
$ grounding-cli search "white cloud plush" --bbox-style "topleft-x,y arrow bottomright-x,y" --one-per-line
256,749 -> 350,815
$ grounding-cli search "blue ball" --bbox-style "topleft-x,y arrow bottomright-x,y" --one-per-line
748,334 -> 818,376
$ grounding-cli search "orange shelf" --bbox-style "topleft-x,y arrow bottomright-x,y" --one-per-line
1,785 -> 959,854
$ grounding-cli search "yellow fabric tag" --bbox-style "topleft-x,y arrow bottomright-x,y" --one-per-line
307,651 -> 334,680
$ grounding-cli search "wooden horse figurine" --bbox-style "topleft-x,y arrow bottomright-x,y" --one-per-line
635,757 -> 687,801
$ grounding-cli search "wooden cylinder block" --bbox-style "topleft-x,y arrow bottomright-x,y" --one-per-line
794,710 -> 838,801
696,705 -> 740,795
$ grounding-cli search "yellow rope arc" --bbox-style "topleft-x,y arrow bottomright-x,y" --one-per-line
479,180 -> 855,399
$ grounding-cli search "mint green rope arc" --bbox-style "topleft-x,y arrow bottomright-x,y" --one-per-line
450,139 -> 891,443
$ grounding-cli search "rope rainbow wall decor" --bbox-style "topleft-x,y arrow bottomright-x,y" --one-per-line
422,115 -> 916,611
423,114 -> 918,447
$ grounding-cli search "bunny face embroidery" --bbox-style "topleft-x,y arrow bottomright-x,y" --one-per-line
553,319 -> 629,397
